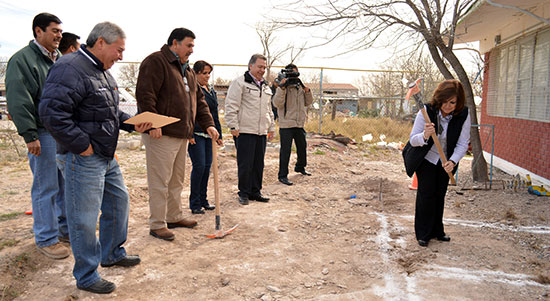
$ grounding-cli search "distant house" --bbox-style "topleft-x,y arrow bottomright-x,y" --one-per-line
456,0 -> 550,185
308,83 -> 360,116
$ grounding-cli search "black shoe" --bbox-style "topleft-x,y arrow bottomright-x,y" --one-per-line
78,278 -> 116,294
249,195 -> 270,202
437,235 -> 451,242
202,204 -> 215,210
191,208 -> 206,214
418,240 -> 428,247
238,195 -> 249,205
279,177 -> 293,185
101,255 -> 141,267
295,168 -> 311,176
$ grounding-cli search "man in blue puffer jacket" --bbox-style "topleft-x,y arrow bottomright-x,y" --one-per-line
39,22 -> 152,295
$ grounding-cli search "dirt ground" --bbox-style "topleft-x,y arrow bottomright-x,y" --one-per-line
0,124 -> 549,301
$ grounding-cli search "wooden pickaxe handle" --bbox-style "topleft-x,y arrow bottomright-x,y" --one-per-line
418,108 -> 457,186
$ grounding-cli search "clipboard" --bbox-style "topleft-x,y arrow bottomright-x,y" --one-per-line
124,111 -> 180,128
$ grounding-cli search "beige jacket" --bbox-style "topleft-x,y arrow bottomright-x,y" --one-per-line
273,85 -> 313,128
225,72 -> 275,135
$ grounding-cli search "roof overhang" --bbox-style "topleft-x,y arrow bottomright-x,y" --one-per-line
455,0 -> 550,53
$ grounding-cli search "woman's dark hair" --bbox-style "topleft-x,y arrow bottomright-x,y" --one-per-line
193,60 -> 213,73
430,79 -> 466,115
32,13 -> 61,38
167,28 -> 195,46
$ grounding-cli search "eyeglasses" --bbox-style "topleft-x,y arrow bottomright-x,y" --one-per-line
183,77 -> 190,93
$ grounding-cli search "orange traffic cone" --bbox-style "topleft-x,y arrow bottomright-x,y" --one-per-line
408,173 -> 418,190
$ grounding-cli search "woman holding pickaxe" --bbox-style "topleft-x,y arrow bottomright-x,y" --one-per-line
406,79 -> 471,247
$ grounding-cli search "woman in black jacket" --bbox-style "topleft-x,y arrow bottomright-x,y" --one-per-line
408,79 -> 471,247
188,60 -> 223,214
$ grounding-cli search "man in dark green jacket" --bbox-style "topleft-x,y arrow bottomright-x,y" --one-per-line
5,12 -> 70,259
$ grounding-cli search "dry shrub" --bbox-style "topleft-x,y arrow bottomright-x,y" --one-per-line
505,208 -> 517,220
305,116 -> 412,143
534,274 -> 550,284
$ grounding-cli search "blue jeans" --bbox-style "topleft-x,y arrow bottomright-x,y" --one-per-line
188,135 -> 213,210
28,129 -> 67,247
58,153 -> 129,288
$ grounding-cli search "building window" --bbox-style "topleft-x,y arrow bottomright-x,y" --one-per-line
487,27 -> 550,122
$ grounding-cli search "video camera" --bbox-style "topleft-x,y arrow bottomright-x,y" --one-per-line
275,68 -> 304,88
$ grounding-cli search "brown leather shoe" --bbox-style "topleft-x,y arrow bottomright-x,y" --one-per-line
149,228 -> 175,241
38,242 -> 71,259
167,219 -> 198,229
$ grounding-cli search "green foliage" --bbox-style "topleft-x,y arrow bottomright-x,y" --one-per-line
0,212 -> 19,222
357,108 -> 380,118
0,239 -> 18,251
313,150 -> 325,155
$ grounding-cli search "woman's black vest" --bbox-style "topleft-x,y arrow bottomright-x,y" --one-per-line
402,104 -> 469,176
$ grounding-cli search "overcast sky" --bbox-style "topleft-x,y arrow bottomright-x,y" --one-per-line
0,0 -> 477,84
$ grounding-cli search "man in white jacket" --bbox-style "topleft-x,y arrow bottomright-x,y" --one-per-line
225,54 -> 275,205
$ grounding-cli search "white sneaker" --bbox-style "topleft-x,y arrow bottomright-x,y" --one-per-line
38,242 -> 70,259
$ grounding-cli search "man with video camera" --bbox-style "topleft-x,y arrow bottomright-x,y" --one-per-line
273,64 -> 314,185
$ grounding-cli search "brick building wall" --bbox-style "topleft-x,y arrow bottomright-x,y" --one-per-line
481,52 -> 550,180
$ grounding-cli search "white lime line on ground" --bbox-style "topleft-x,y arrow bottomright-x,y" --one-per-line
421,265 -> 550,288
386,214 -> 550,235
372,212 -> 422,300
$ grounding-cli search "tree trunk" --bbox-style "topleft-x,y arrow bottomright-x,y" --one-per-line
439,46 -> 489,182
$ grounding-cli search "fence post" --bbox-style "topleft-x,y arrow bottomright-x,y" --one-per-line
318,68 -> 324,134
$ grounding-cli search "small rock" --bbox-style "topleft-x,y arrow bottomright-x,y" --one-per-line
221,278 -> 230,286
337,284 -> 348,289
342,259 -> 348,264
304,283 -> 313,288
266,285 -> 281,292
329,260 -> 335,264
278,228 -> 287,232
261,294 -> 272,301
322,268 -> 329,275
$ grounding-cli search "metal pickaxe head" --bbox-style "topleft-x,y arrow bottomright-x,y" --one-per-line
405,78 -> 423,101
205,223 -> 239,239
405,78 -> 425,111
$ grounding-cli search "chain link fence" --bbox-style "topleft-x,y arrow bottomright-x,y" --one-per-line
111,62 -> 420,146
0,60 -> 465,148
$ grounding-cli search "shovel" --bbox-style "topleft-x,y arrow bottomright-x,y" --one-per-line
206,138 -> 238,238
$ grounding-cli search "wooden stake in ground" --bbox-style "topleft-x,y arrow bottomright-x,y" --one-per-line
406,79 -> 456,186
206,138 -> 239,239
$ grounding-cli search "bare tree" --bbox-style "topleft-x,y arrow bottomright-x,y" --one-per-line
272,0 -> 489,182
118,62 -> 140,88
0,56 -> 7,83
255,22 -> 307,81
214,77 -> 231,86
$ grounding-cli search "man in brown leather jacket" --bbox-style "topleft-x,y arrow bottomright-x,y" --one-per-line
136,27 -> 218,241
